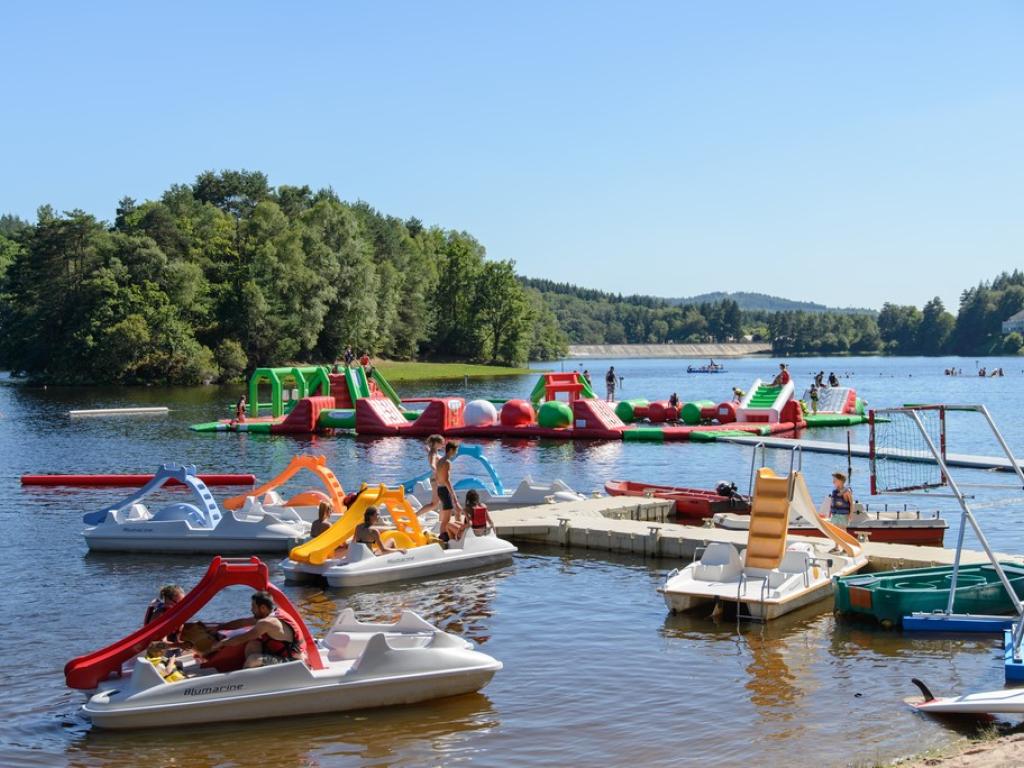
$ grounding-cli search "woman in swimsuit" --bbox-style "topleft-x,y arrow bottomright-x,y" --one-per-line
350,507 -> 406,556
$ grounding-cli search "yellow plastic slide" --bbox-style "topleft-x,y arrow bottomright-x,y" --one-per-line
288,484 -> 428,564
789,472 -> 862,556
744,468 -> 791,570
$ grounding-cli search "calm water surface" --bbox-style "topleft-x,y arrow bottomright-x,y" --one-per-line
2,355 -> 1023,767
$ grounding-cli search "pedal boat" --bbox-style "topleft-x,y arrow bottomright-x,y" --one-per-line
403,443 -> 587,509
82,464 -> 308,554
221,455 -> 349,524
661,468 -> 867,621
282,484 -> 516,588
66,558 -> 500,729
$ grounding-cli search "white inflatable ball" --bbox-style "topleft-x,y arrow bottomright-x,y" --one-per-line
464,399 -> 498,427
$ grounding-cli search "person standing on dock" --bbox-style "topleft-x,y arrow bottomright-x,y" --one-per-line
605,366 -> 617,402
231,395 -> 247,426
828,472 -> 854,529
809,383 -> 819,414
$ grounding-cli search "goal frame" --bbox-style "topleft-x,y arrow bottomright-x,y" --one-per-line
869,404 -> 948,495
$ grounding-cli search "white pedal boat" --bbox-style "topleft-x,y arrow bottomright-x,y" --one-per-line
82,464 -> 309,554
282,484 -> 516,587
285,529 -> 518,588
409,476 -> 585,510
661,468 -> 867,621
221,454 -> 351,524
403,443 -> 587,510
66,558 -> 500,729
908,678 -> 1024,715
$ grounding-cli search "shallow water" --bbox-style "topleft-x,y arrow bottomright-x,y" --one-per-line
2,355 -> 1023,767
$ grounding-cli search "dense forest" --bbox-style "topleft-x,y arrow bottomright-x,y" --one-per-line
0,171 -> 568,385
523,274 -> 1024,356
0,171 -> 1021,386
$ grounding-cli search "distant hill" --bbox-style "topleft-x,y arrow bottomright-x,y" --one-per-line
670,291 -> 875,315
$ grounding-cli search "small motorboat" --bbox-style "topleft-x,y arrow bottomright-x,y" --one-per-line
221,454 -> 349,523
283,484 -> 516,588
908,678 -> 1024,715
402,444 -> 588,509
661,468 -> 867,621
605,479 -> 749,521
82,464 -> 309,554
686,364 -> 726,374
65,557 -> 501,729
713,502 -> 947,546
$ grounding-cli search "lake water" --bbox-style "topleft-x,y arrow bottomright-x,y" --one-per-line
2,355 -> 1023,767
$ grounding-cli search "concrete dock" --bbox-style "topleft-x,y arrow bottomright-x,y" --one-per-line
718,433 -> 1024,474
491,496 -> 1023,570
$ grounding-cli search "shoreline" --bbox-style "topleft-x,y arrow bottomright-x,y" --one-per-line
567,342 -> 770,358
891,730 -> 1024,767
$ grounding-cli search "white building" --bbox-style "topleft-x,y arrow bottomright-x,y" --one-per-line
1002,309 -> 1024,335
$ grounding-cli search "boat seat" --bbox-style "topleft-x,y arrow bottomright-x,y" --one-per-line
121,503 -> 151,522
778,546 -> 812,574
262,491 -> 286,506
694,542 -> 743,581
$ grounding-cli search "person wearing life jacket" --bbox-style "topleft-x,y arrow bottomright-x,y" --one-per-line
208,591 -> 307,668
464,489 -> 494,537
828,472 -> 854,529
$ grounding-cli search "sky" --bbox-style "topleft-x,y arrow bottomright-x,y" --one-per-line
2,2 -> 1022,310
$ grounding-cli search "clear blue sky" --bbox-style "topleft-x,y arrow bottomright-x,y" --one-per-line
2,2 -> 1021,310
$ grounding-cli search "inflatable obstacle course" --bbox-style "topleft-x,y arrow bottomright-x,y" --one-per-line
191,367 -> 868,443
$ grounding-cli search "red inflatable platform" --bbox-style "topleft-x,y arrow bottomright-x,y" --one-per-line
21,473 -> 256,487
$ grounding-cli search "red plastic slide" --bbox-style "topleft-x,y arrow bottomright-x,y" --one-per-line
22,473 -> 256,487
64,556 -> 322,690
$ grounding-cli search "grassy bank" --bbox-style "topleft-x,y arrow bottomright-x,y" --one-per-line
374,360 -> 540,382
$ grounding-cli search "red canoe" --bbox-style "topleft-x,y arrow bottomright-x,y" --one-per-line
605,480 -> 751,520
21,473 -> 256,487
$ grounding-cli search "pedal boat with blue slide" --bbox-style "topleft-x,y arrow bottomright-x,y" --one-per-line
65,557 -> 502,729
82,464 -> 309,554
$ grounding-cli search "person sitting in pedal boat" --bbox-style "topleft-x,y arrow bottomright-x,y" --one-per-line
208,591 -> 306,668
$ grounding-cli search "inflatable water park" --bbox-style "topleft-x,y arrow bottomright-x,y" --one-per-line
191,365 -> 868,442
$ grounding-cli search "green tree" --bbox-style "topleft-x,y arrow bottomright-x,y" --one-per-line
917,297 -> 954,354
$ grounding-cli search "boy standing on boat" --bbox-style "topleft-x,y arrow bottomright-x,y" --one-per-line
437,441 -> 463,542
829,472 -> 854,529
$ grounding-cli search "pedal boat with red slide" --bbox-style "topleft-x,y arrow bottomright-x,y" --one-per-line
65,557 -> 502,729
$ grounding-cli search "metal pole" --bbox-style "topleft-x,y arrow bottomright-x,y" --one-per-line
976,405 -> 1024,488
907,410 -> 1024,618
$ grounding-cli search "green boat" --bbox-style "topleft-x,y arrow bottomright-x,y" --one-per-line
835,562 -> 1024,628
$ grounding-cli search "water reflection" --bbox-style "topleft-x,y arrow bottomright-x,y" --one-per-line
68,693 -> 498,768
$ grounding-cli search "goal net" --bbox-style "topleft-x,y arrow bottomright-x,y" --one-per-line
869,406 -> 947,494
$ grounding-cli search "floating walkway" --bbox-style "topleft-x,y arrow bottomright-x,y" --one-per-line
490,497 -> 1022,570
717,434 -> 1024,474
69,407 -> 169,417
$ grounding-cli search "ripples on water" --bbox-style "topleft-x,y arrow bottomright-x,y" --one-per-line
2,356 -> 1023,767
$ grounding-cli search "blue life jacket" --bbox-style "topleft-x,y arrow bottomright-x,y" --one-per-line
830,487 -> 852,514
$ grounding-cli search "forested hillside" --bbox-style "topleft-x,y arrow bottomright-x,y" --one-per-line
0,172 -> 1021,387
669,291 -> 873,315
0,171 -> 567,384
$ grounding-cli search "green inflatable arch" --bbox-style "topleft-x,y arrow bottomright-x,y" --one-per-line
248,366 -> 332,417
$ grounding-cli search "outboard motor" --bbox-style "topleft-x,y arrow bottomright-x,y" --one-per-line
715,481 -> 738,499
